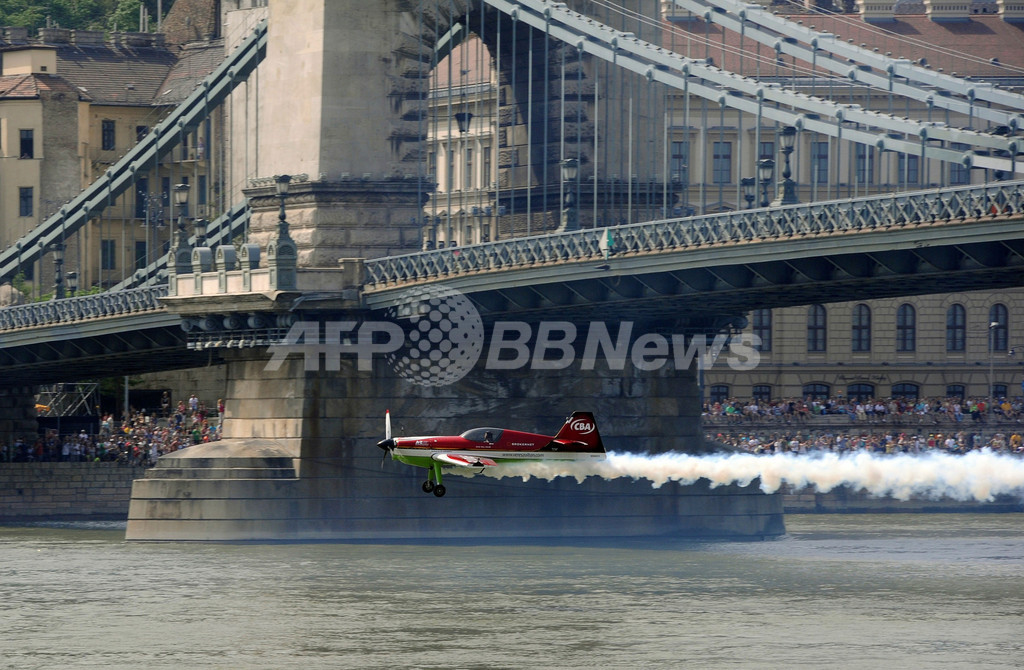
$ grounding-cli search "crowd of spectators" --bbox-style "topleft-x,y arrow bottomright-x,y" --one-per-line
710,427 -> 1024,455
0,394 -> 221,466
703,396 -> 1024,425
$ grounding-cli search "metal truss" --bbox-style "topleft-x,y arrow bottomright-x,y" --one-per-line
676,0 -> 1024,127
364,179 -> 1024,288
0,20 -> 268,283
484,0 -> 1021,171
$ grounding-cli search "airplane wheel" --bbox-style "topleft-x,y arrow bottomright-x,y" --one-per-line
433,485 -> 446,498
422,481 -> 435,493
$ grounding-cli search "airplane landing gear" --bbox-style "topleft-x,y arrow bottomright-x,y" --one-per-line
422,462 -> 446,496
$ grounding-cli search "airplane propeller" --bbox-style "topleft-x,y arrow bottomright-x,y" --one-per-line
376,409 -> 395,468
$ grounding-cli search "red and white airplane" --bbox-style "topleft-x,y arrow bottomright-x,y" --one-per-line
377,411 -> 606,497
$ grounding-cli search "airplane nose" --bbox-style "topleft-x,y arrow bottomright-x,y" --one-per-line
377,438 -> 395,450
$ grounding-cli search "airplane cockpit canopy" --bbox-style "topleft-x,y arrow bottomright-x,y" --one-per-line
460,428 -> 504,443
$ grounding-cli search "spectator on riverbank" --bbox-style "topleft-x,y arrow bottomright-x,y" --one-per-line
709,427 -> 1024,456
0,393 -> 221,465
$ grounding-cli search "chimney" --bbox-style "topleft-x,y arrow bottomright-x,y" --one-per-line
71,29 -> 105,46
38,27 -> 72,43
856,0 -> 896,21
923,0 -> 971,21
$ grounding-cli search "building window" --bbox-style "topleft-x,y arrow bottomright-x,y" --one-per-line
464,146 -> 473,190
671,140 -> 689,184
802,383 -> 830,400
18,187 -> 33,217
811,141 -> 829,183
19,129 -> 34,158
758,141 -> 774,162
197,175 -> 208,208
483,146 -> 492,187
447,148 -> 454,192
993,384 -> 1008,400
896,303 -> 915,352
712,141 -> 731,184
135,240 -> 147,271
892,383 -> 920,399
752,385 -> 772,402
946,384 -> 965,399
950,143 -> 970,185
855,144 -> 874,184
708,385 -> 729,404
101,120 -> 115,151
852,303 -> 871,352
101,240 -> 116,270
990,303 -> 1008,352
898,154 -> 919,184
807,304 -> 826,352
136,125 -> 149,142
946,304 -> 966,352
847,384 -> 875,401
751,308 -> 771,352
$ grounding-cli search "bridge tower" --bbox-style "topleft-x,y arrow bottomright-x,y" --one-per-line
125,0 -> 784,541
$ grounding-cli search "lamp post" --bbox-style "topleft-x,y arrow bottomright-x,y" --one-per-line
989,320 -> 999,421
558,157 -> 580,232
741,177 -> 756,209
269,174 -> 298,290
773,125 -> 799,206
194,217 -> 208,248
52,243 -> 65,300
171,183 -> 192,275
757,159 -> 774,208
67,271 -> 78,297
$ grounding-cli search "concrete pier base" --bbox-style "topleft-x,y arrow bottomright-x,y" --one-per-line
126,347 -> 785,542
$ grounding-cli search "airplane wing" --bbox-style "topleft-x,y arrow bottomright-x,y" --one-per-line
432,453 -> 498,467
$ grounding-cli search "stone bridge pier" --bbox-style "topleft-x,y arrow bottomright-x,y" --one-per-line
126,309 -> 784,541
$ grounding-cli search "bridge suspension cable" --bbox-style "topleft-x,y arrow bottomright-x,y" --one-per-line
482,0 -> 1020,173
672,0 -> 1024,128
0,19 -> 269,285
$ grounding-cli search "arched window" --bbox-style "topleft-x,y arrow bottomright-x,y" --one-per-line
708,385 -> 729,404
852,304 -> 871,352
989,303 -> 1008,352
946,304 -> 966,352
946,384 -> 966,399
891,383 -> 920,400
752,385 -> 772,402
802,383 -> 830,400
751,308 -> 771,352
847,383 -> 875,401
807,305 -> 827,352
896,304 -> 915,352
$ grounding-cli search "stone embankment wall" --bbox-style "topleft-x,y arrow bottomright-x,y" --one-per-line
0,463 -> 147,520
1,464 -> 1019,522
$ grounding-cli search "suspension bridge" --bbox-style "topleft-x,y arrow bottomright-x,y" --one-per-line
0,0 -> 1020,540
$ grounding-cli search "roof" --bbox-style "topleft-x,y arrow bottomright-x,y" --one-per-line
50,41 -> 178,105
668,12 -> 1024,80
156,39 -> 226,105
0,73 -> 90,100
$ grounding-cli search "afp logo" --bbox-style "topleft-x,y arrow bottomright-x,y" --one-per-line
570,419 -> 595,434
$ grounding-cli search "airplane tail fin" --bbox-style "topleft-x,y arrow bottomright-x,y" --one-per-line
551,411 -> 605,453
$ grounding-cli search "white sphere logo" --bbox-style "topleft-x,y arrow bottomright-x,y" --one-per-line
385,285 -> 484,386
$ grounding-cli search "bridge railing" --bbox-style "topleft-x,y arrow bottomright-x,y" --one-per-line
364,180 -> 1024,288
0,286 -> 169,333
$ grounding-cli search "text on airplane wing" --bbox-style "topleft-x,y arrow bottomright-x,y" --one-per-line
432,453 -> 499,467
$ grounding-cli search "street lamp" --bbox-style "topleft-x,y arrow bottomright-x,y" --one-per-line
67,271 -> 78,297
194,217 -> 208,247
989,320 -> 1000,421
172,183 -> 192,275
741,177 -> 756,209
454,111 -> 473,134
773,126 -> 799,206
52,243 -> 65,300
558,157 -> 580,232
274,174 -> 292,236
757,159 -> 774,208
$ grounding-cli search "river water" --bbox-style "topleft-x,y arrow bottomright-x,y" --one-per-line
2,514 -> 1022,670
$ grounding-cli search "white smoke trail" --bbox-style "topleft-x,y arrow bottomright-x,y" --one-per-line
478,450 -> 1024,502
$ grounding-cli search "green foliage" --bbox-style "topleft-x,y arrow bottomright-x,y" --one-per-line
0,0 -> 167,34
